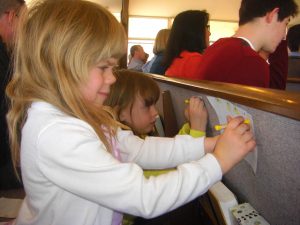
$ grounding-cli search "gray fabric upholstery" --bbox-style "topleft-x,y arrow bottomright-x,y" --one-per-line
156,81 -> 300,225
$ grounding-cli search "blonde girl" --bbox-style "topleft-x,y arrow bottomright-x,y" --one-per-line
6,0 -> 255,225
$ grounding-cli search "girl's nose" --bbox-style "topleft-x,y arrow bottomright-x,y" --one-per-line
106,69 -> 116,84
151,105 -> 158,117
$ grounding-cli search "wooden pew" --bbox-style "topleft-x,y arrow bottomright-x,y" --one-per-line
287,76 -> 300,92
0,188 -> 25,222
118,70 -> 300,225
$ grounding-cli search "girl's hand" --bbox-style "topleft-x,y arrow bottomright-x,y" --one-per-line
204,135 -> 220,153
184,97 -> 207,132
212,116 -> 256,174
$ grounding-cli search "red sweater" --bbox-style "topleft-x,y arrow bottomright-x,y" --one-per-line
199,38 -> 270,88
165,51 -> 204,80
268,40 -> 288,90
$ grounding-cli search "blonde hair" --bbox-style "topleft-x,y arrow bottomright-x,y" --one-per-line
153,29 -> 171,55
6,0 -> 126,169
105,70 -> 160,133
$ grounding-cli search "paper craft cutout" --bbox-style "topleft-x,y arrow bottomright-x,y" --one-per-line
207,96 -> 257,173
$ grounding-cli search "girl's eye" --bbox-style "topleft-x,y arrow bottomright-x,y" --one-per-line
143,104 -> 151,110
98,66 -> 109,71
98,65 -> 118,72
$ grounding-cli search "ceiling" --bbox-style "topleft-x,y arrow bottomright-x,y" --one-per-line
89,0 -> 122,14
26,0 -> 300,24
129,0 -> 241,21
95,0 -> 300,24
91,0 -> 240,21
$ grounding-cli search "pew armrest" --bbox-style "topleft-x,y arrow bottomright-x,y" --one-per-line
208,181 -> 238,225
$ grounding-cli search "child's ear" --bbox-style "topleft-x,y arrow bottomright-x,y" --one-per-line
266,7 -> 279,24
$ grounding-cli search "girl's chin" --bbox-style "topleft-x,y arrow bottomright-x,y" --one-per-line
96,96 -> 107,105
139,128 -> 154,135
147,126 -> 155,134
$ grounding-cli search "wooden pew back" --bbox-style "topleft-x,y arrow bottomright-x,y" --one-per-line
118,70 -> 300,225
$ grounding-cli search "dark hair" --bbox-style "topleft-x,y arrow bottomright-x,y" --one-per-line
163,10 -> 209,69
287,24 -> 300,52
239,0 -> 298,26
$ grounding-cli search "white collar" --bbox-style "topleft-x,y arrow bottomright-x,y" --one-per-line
236,36 -> 256,51
236,37 -> 269,64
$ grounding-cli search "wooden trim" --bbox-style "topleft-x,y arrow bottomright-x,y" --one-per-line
0,188 -> 25,222
119,0 -> 129,69
147,73 -> 300,121
287,76 -> 300,83
0,188 -> 25,199
161,90 -> 179,137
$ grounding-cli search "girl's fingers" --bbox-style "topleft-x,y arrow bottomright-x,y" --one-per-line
226,115 -> 233,122
189,97 -> 204,110
241,130 -> 254,143
235,123 -> 250,135
226,116 -> 245,129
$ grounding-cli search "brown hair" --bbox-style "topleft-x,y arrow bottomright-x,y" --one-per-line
105,70 -> 160,123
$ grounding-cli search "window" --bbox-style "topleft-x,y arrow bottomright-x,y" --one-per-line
128,17 -> 169,60
128,16 -> 238,62
209,20 -> 238,44
129,17 -> 169,39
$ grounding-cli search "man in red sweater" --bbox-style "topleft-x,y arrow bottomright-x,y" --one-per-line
199,0 -> 298,88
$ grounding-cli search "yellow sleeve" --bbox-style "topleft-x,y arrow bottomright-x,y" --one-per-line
143,169 -> 175,178
189,129 -> 206,138
178,123 -> 205,138
178,123 -> 191,135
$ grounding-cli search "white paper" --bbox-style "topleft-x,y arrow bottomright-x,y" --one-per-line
207,96 -> 257,173
0,197 -> 22,218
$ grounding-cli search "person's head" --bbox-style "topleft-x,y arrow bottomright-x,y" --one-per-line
6,0 -> 126,166
163,10 -> 210,68
239,0 -> 298,26
153,29 -> 171,55
0,0 -> 25,49
130,44 -> 147,61
105,71 -> 160,135
287,24 -> 300,52
239,0 -> 298,53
